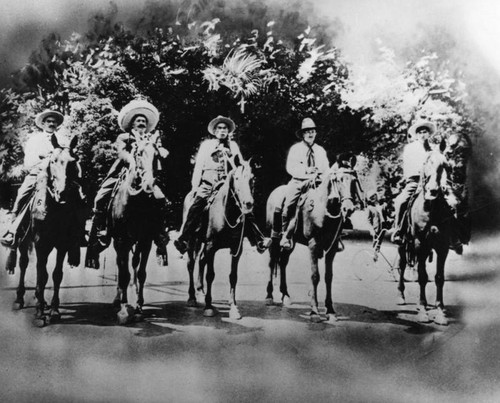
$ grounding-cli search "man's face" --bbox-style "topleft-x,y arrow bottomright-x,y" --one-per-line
215,123 -> 229,140
42,116 -> 59,133
415,126 -> 430,142
132,115 -> 148,133
302,128 -> 317,145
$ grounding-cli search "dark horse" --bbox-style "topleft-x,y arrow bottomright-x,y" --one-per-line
13,135 -> 83,326
183,160 -> 254,319
109,133 -> 167,325
266,165 -> 364,322
397,150 -> 455,325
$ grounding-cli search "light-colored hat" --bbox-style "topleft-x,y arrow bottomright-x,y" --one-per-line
118,99 -> 159,132
296,117 -> 317,138
35,110 -> 64,129
408,119 -> 436,138
207,115 -> 236,136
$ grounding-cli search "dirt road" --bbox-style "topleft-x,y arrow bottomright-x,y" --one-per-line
1,233 -> 499,403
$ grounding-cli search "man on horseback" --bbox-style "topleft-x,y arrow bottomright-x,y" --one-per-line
1,110 -> 66,248
85,99 -> 170,268
279,118 -> 330,250
174,115 -> 271,255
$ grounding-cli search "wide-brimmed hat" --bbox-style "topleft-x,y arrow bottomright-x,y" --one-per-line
207,115 -> 236,136
296,117 -> 317,138
35,110 -> 64,130
408,119 -> 436,138
118,99 -> 160,132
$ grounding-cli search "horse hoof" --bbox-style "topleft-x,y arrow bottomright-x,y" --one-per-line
49,310 -> 61,323
416,306 -> 430,323
187,298 -> 198,307
203,308 -> 217,317
117,305 -> 134,325
282,295 -> 292,307
12,300 -> 24,310
112,298 -> 121,310
434,310 -> 449,326
326,313 -> 339,323
33,316 -> 46,328
265,297 -> 274,306
397,296 -> 406,305
310,312 -> 322,323
134,313 -> 144,322
229,305 -> 242,320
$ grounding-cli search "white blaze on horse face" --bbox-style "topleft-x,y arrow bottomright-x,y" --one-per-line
50,148 -> 75,203
234,164 -> 254,214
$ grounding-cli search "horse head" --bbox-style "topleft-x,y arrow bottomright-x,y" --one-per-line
326,166 -> 363,220
421,150 -> 449,201
128,133 -> 159,196
229,159 -> 254,214
48,134 -> 79,203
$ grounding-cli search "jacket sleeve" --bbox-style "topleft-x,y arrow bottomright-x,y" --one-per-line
191,141 -> 208,188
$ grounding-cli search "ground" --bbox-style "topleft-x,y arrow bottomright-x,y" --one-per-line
0,212 -> 499,402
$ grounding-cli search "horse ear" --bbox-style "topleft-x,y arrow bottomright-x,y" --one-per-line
51,134 -> 61,149
423,139 -> 431,152
439,139 -> 446,153
349,154 -> 357,168
69,135 -> 78,150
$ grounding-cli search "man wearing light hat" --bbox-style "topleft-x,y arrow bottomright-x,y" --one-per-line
279,117 -> 330,250
1,110 -> 65,247
85,99 -> 170,268
174,115 -> 271,254
391,119 -> 435,244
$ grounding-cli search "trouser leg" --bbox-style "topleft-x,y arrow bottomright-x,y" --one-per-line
281,180 -> 304,238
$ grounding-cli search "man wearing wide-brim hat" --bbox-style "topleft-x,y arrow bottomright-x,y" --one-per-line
1,109 -> 66,247
279,117 -> 330,250
174,115 -> 271,255
85,99 -> 170,269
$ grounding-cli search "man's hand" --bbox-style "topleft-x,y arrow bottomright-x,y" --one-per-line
158,147 -> 169,159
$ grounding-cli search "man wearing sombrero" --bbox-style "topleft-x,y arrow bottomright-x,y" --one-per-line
85,99 -> 170,268
391,119 -> 435,244
280,117 -> 330,250
174,115 -> 270,254
1,109 -> 65,247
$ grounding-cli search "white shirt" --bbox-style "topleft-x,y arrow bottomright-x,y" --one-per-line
286,141 -> 330,180
191,139 -> 243,188
402,140 -> 428,178
24,131 -> 59,171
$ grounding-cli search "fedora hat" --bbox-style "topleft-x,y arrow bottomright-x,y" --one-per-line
295,117 -> 317,138
35,110 -> 64,130
207,115 -> 236,136
408,119 -> 436,138
118,99 -> 159,132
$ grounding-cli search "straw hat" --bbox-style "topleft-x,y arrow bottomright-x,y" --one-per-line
35,110 -> 64,130
295,117 -> 317,138
207,115 -> 236,136
408,119 -> 436,138
118,100 -> 159,132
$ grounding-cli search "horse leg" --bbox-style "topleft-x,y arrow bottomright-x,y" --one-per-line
308,239 -> 321,322
115,247 -> 134,325
49,248 -> 66,323
397,245 -> 407,305
14,244 -> 30,310
279,250 -> 292,307
135,242 -> 151,318
434,246 -> 449,325
187,250 -> 198,307
197,246 -> 206,293
33,245 -> 50,327
228,252 -> 242,320
265,240 -> 279,305
324,249 -> 338,322
203,245 -> 217,317
416,249 -> 430,323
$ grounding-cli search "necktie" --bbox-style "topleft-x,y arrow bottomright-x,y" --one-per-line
306,146 -> 315,168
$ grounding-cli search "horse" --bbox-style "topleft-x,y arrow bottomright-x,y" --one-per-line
184,160 -> 255,320
396,150 -> 455,325
265,164 -> 364,322
109,133 -> 167,325
12,134 -> 83,326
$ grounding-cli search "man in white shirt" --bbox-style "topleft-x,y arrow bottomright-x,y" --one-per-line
280,117 -> 330,250
174,115 -> 270,255
1,110 -> 65,247
391,119 -> 435,244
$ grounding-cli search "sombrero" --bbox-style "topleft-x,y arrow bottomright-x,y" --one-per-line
207,116 -> 236,136
408,119 -> 436,138
35,110 -> 64,130
295,117 -> 317,138
118,99 -> 159,132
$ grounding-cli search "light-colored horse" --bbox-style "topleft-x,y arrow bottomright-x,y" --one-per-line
109,133 -> 166,325
184,161 -> 254,320
397,150 -> 455,325
266,165 -> 364,322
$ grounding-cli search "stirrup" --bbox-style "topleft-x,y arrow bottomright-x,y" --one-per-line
0,231 -> 16,248
279,237 -> 293,251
